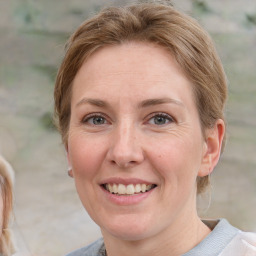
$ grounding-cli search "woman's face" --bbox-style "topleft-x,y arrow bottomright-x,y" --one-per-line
67,42 -> 212,240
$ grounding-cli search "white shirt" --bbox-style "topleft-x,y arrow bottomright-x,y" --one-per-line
220,231 -> 256,256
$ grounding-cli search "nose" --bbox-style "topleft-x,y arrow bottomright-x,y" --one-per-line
106,121 -> 144,168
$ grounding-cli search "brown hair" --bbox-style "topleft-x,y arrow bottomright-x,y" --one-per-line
0,156 -> 14,255
54,2 -> 227,193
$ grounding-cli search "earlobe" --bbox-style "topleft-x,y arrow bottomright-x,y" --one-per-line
68,168 -> 74,177
198,119 -> 225,177
66,145 -> 74,178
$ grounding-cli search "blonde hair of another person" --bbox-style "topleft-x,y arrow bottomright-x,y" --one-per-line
0,155 -> 15,256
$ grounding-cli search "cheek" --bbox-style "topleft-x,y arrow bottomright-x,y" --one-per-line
149,135 -> 202,184
68,134 -> 106,179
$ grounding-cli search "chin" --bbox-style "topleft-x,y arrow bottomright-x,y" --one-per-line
107,227 -> 152,241
100,215 -> 156,241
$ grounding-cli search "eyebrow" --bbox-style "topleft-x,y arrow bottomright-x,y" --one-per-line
138,98 -> 184,108
76,98 -> 109,108
76,97 -> 184,108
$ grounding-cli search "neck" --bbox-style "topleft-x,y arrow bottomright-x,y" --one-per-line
102,209 -> 211,256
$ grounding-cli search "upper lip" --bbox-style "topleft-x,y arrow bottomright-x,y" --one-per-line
100,177 -> 157,186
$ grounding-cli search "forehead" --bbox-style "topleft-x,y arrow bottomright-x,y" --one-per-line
79,42 -> 181,75
73,42 -> 192,93
70,42 -> 202,131
70,42 -> 198,115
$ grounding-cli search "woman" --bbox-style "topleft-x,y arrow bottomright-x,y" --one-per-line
54,2 -> 256,255
0,155 -> 15,256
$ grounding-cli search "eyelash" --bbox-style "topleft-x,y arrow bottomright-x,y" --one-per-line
82,113 -> 109,125
146,112 -> 174,126
81,112 -> 175,126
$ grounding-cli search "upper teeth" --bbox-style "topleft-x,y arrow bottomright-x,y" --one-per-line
105,184 -> 154,195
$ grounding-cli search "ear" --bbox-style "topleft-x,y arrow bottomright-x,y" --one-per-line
198,119 -> 225,177
66,144 -> 74,178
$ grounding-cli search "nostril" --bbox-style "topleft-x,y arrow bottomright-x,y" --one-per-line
110,159 -> 138,168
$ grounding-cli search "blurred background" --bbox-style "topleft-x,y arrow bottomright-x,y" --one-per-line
0,0 -> 255,255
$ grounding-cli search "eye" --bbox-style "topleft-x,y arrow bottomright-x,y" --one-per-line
82,114 -> 108,125
148,113 -> 174,126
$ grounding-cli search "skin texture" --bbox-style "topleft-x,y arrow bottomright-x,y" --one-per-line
67,42 -> 225,256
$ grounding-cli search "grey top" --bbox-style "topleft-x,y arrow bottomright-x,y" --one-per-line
66,219 -> 239,256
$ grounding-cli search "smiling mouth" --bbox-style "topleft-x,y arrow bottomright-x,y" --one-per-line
102,183 -> 157,196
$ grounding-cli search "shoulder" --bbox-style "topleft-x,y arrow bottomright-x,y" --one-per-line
184,219 -> 256,256
219,230 -> 256,255
65,238 -> 105,256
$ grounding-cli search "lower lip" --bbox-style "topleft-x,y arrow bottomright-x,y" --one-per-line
100,186 -> 156,206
